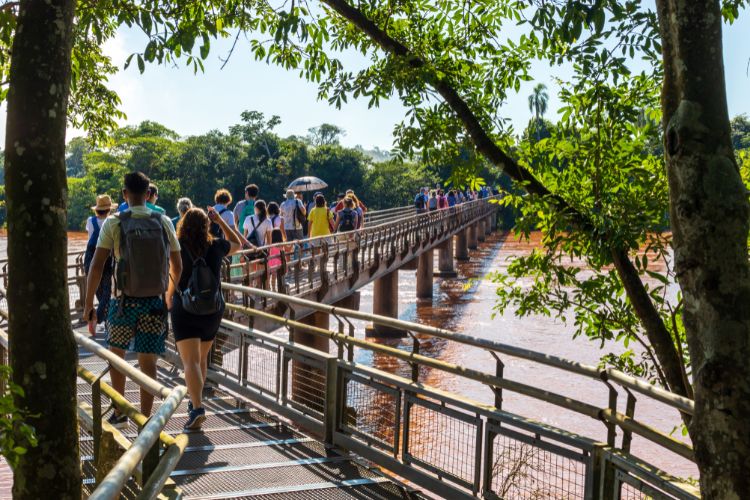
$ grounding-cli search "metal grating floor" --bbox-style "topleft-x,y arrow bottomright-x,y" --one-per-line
76,339 -> 413,500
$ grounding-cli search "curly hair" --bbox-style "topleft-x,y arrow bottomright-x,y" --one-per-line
177,208 -> 212,258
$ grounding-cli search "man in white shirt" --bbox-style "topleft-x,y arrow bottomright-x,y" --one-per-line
84,171 -> 182,427
279,189 -> 306,241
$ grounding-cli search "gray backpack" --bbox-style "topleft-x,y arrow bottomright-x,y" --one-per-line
115,211 -> 170,297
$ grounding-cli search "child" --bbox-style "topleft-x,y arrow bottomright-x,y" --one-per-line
267,228 -> 285,290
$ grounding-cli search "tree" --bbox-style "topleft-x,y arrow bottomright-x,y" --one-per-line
656,1 -> 750,495
236,0 -> 749,494
64,136 -> 90,178
730,113 -> 750,151
4,0 -> 81,497
527,83 -> 549,141
308,123 -> 345,146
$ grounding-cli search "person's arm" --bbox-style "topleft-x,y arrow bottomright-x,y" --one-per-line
334,212 -> 342,232
167,251 -> 182,310
279,218 -> 287,241
209,206 -> 242,255
84,248 -> 110,332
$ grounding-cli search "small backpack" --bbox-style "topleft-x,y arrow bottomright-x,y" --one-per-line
414,194 -> 426,210
428,197 -> 438,210
294,201 -> 306,228
178,246 -> 223,315
209,207 -> 230,239
338,208 -> 356,232
239,200 -> 255,229
246,217 -> 261,247
115,211 -> 169,298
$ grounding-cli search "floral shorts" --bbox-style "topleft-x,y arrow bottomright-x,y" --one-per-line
106,296 -> 167,354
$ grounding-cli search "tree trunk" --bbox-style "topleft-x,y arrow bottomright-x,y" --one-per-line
5,0 -> 81,498
656,0 -> 750,496
321,0 -> 691,401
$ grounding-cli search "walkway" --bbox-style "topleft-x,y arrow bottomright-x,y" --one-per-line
75,330 -> 418,499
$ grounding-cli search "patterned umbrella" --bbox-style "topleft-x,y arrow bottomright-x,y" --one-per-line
287,176 -> 328,193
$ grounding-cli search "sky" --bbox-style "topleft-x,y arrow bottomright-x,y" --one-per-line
3,12 -> 750,150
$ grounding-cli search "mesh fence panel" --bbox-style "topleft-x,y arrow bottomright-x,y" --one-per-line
620,481 -> 648,500
245,341 -> 280,396
286,352 -> 326,419
341,373 -> 400,453
488,430 -> 587,499
212,330 -> 242,379
405,395 -> 480,489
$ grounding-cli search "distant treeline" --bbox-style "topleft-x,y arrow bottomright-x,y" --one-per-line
59,111 -> 501,230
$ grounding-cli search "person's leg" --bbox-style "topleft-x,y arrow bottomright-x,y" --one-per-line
137,353 -> 157,416
199,340 -> 214,387
109,346 -> 127,409
176,338 -> 203,409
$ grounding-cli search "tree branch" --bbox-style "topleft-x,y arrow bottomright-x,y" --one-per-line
321,0 -> 692,400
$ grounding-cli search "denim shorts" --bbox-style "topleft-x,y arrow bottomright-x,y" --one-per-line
106,296 -> 167,354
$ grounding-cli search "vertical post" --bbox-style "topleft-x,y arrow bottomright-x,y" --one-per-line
485,215 -> 493,235
477,219 -> 486,242
456,229 -> 469,261
435,238 -> 456,278
468,224 -> 479,249
590,445 -> 617,500
324,356 -> 339,444
416,250 -> 433,300
366,270 -> 406,336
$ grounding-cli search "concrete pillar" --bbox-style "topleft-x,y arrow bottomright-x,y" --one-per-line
456,230 -> 469,261
477,219 -> 486,242
490,211 -> 498,230
468,224 -> 479,249
291,310 -> 330,412
416,250 -> 433,299
485,215 -> 493,235
435,239 -> 457,278
293,311 -> 330,354
366,270 -> 407,337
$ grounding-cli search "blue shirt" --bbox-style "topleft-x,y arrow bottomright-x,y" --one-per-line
119,201 -> 165,214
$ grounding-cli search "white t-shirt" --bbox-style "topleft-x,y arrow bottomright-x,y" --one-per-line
280,199 -> 304,230
243,215 -> 273,246
97,205 -> 180,258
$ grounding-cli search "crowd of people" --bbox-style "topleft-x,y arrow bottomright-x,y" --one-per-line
81,172 -> 496,431
81,172 -> 370,431
413,185 -> 494,213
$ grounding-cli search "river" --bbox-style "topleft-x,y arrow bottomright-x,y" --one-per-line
0,230 -> 695,481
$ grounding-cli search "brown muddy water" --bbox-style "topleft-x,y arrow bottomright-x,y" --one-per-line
1,230 -> 695,480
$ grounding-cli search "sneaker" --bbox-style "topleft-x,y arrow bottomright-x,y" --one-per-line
107,412 -> 128,429
184,407 -> 206,430
95,323 -> 106,334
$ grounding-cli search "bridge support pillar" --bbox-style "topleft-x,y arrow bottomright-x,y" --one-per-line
434,239 -> 457,278
365,271 -> 407,337
468,224 -> 479,249
416,250 -> 433,300
485,215 -> 493,235
490,211 -> 498,230
291,311 -> 330,412
456,230 -> 470,261
477,219 -> 486,242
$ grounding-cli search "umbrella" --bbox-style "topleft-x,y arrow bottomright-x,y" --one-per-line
288,176 -> 328,193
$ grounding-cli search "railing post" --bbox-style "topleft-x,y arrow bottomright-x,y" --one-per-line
141,432 -> 160,487
92,367 -> 110,464
590,445 -> 617,500
622,389 -> 637,453
324,356 -> 339,445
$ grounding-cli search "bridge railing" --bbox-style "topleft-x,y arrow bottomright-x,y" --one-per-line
223,196 -> 500,300
202,284 -> 700,500
0,324 -> 187,499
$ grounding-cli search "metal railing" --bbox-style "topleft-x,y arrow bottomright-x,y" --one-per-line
0,324 -> 187,499
223,196 -> 499,301
201,284 -> 700,500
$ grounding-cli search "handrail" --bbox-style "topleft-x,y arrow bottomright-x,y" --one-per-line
221,283 -> 694,415
224,298 -> 694,460
76,333 -> 171,399
89,386 -> 186,500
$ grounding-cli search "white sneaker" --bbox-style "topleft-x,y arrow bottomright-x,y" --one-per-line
96,323 -> 106,334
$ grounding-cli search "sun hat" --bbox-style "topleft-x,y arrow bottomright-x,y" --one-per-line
285,189 -> 295,199
91,194 -> 113,212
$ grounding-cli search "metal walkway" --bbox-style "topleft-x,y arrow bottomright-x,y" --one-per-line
77,336 -> 418,499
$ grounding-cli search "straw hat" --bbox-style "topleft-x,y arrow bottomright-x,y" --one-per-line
91,194 -> 113,212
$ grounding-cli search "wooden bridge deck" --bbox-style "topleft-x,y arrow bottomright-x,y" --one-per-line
77,332 -> 419,500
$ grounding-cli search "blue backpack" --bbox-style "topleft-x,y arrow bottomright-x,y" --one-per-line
84,216 -> 112,273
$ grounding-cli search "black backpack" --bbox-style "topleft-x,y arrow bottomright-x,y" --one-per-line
179,247 -> 223,315
338,208 -> 356,232
246,217 -> 261,247
414,194 -> 426,210
209,207 -> 230,239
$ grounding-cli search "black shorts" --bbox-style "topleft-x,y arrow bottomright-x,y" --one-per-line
170,295 -> 223,343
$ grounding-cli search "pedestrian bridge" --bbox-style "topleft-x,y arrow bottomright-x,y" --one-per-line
0,199 -> 701,499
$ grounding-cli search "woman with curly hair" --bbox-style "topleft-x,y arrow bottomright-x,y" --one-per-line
167,207 -> 241,429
